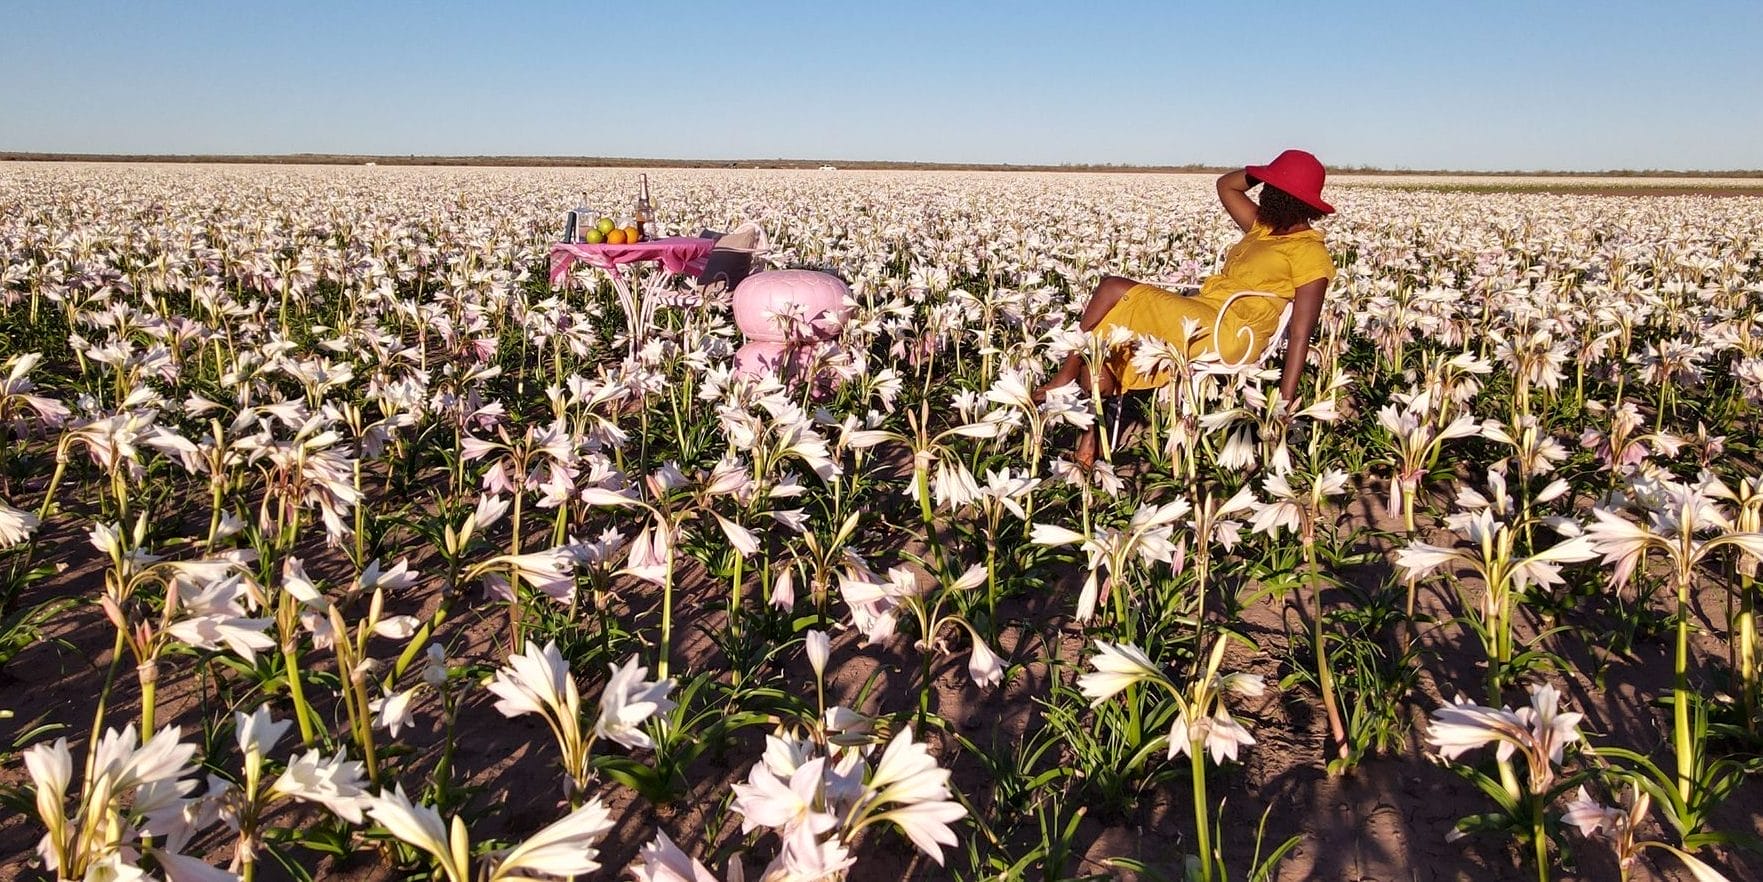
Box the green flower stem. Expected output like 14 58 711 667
1190 738 1214 882
1126 683 1143 747
915 463 948 575
387 599 450 687
279 594 318 747
658 541 675 681
1738 572 1757 732
1532 795 1550 882
1193 553 1211 661
138 661 158 736
551 501 568 548
1304 514 1346 758
1674 574 1693 804
351 669 380 783
731 550 745 641
915 465 935 530
509 583 527 654
87 628 128 771
434 698 460 799
37 457 66 521
278 275 291 338
917 636 933 732
352 459 366 568
206 467 226 550
985 539 998 627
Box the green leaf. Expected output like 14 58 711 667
1654 843 1734 882
592 755 672 804
1451 811 1519 838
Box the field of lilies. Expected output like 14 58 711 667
1 162 1761 882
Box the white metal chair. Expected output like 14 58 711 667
1150 247 1291 367
1103 288 1295 447
689 221 769 300
1209 290 1295 367
1144 279 1295 368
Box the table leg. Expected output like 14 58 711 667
608 270 640 358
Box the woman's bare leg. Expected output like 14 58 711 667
1035 276 1139 399
1078 276 1139 330
1073 364 1121 469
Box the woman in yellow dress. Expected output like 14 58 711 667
1036 149 1339 466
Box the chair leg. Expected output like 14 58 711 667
1106 395 1127 447
1105 392 1146 453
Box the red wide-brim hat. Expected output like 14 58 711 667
1247 149 1335 215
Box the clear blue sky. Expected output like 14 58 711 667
4 0 1761 171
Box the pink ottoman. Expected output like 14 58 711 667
732 341 793 377
732 270 852 343
731 270 852 380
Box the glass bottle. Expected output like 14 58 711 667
567 191 592 243
633 174 655 240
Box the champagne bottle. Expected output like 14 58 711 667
634 174 655 240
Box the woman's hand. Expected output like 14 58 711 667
1216 170 1258 232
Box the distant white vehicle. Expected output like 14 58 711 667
819 165 837 172
364 162 377 167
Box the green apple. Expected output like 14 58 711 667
584 228 606 245
596 217 616 235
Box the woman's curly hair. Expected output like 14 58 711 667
1255 183 1325 231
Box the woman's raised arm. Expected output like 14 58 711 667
1216 169 1259 232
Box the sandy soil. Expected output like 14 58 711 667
1 466 1757 882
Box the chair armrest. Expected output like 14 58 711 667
1211 291 1293 365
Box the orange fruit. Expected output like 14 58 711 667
606 228 627 245
622 226 641 243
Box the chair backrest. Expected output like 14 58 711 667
1211 290 1294 366
696 221 768 290
697 248 754 290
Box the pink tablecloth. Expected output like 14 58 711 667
549 237 715 287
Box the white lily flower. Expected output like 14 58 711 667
967 633 1004 689
1169 707 1257 764
492 797 615 880
272 749 371 823
731 756 837 836
371 688 420 737
627 829 721 882
0 499 41 548
485 640 581 722
1078 641 1163 705
365 785 467 882
595 655 677 750
234 707 290 767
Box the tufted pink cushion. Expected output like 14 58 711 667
731 270 852 343
732 340 793 377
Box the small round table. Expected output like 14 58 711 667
548 237 717 355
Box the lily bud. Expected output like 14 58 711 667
805 630 830 681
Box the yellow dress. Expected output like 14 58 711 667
1100 222 1336 389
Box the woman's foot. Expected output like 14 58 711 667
1073 428 1099 471
1034 353 1087 403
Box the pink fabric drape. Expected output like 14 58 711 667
548 237 715 287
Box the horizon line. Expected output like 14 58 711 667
5 152 1763 179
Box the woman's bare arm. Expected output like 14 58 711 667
1278 278 1328 405
1216 170 1258 233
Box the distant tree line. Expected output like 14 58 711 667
2 153 1760 177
